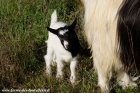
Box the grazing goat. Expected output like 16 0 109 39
81 0 140 92
44 10 80 84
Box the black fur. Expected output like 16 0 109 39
47 19 80 57
118 0 140 71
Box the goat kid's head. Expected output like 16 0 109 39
47 18 77 50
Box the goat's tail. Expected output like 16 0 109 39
50 10 57 26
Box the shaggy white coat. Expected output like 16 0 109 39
81 0 137 92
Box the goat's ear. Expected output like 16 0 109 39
69 18 77 30
47 27 58 35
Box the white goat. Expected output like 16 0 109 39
44 10 80 84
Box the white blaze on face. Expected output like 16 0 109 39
59 29 68 35
64 40 69 49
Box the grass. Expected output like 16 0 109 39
0 0 140 93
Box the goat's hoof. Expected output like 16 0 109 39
70 76 76 85
56 74 63 79
46 72 51 75
94 85 102 93
45 68 51 75
121 81 137 89
131 76 140 81
45 72 52 79
98 83 109 93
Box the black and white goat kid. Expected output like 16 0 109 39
81 0 140 92
44 10 80 84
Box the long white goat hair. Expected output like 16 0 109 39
81 0 140 92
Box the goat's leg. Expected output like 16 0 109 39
116 69 137 88
44 55 52 76
56 59 64 79
96 68 111 93
70 58 77 84
113 60 137 88
93 56 112 93
44 48 53 76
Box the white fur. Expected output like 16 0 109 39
44 10 78 84
50 10 57 26
59 30 68 35
82 0 137 92
63 40 69 49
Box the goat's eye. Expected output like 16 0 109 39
59 35 64 38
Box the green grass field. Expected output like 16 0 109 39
0 0 139 93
